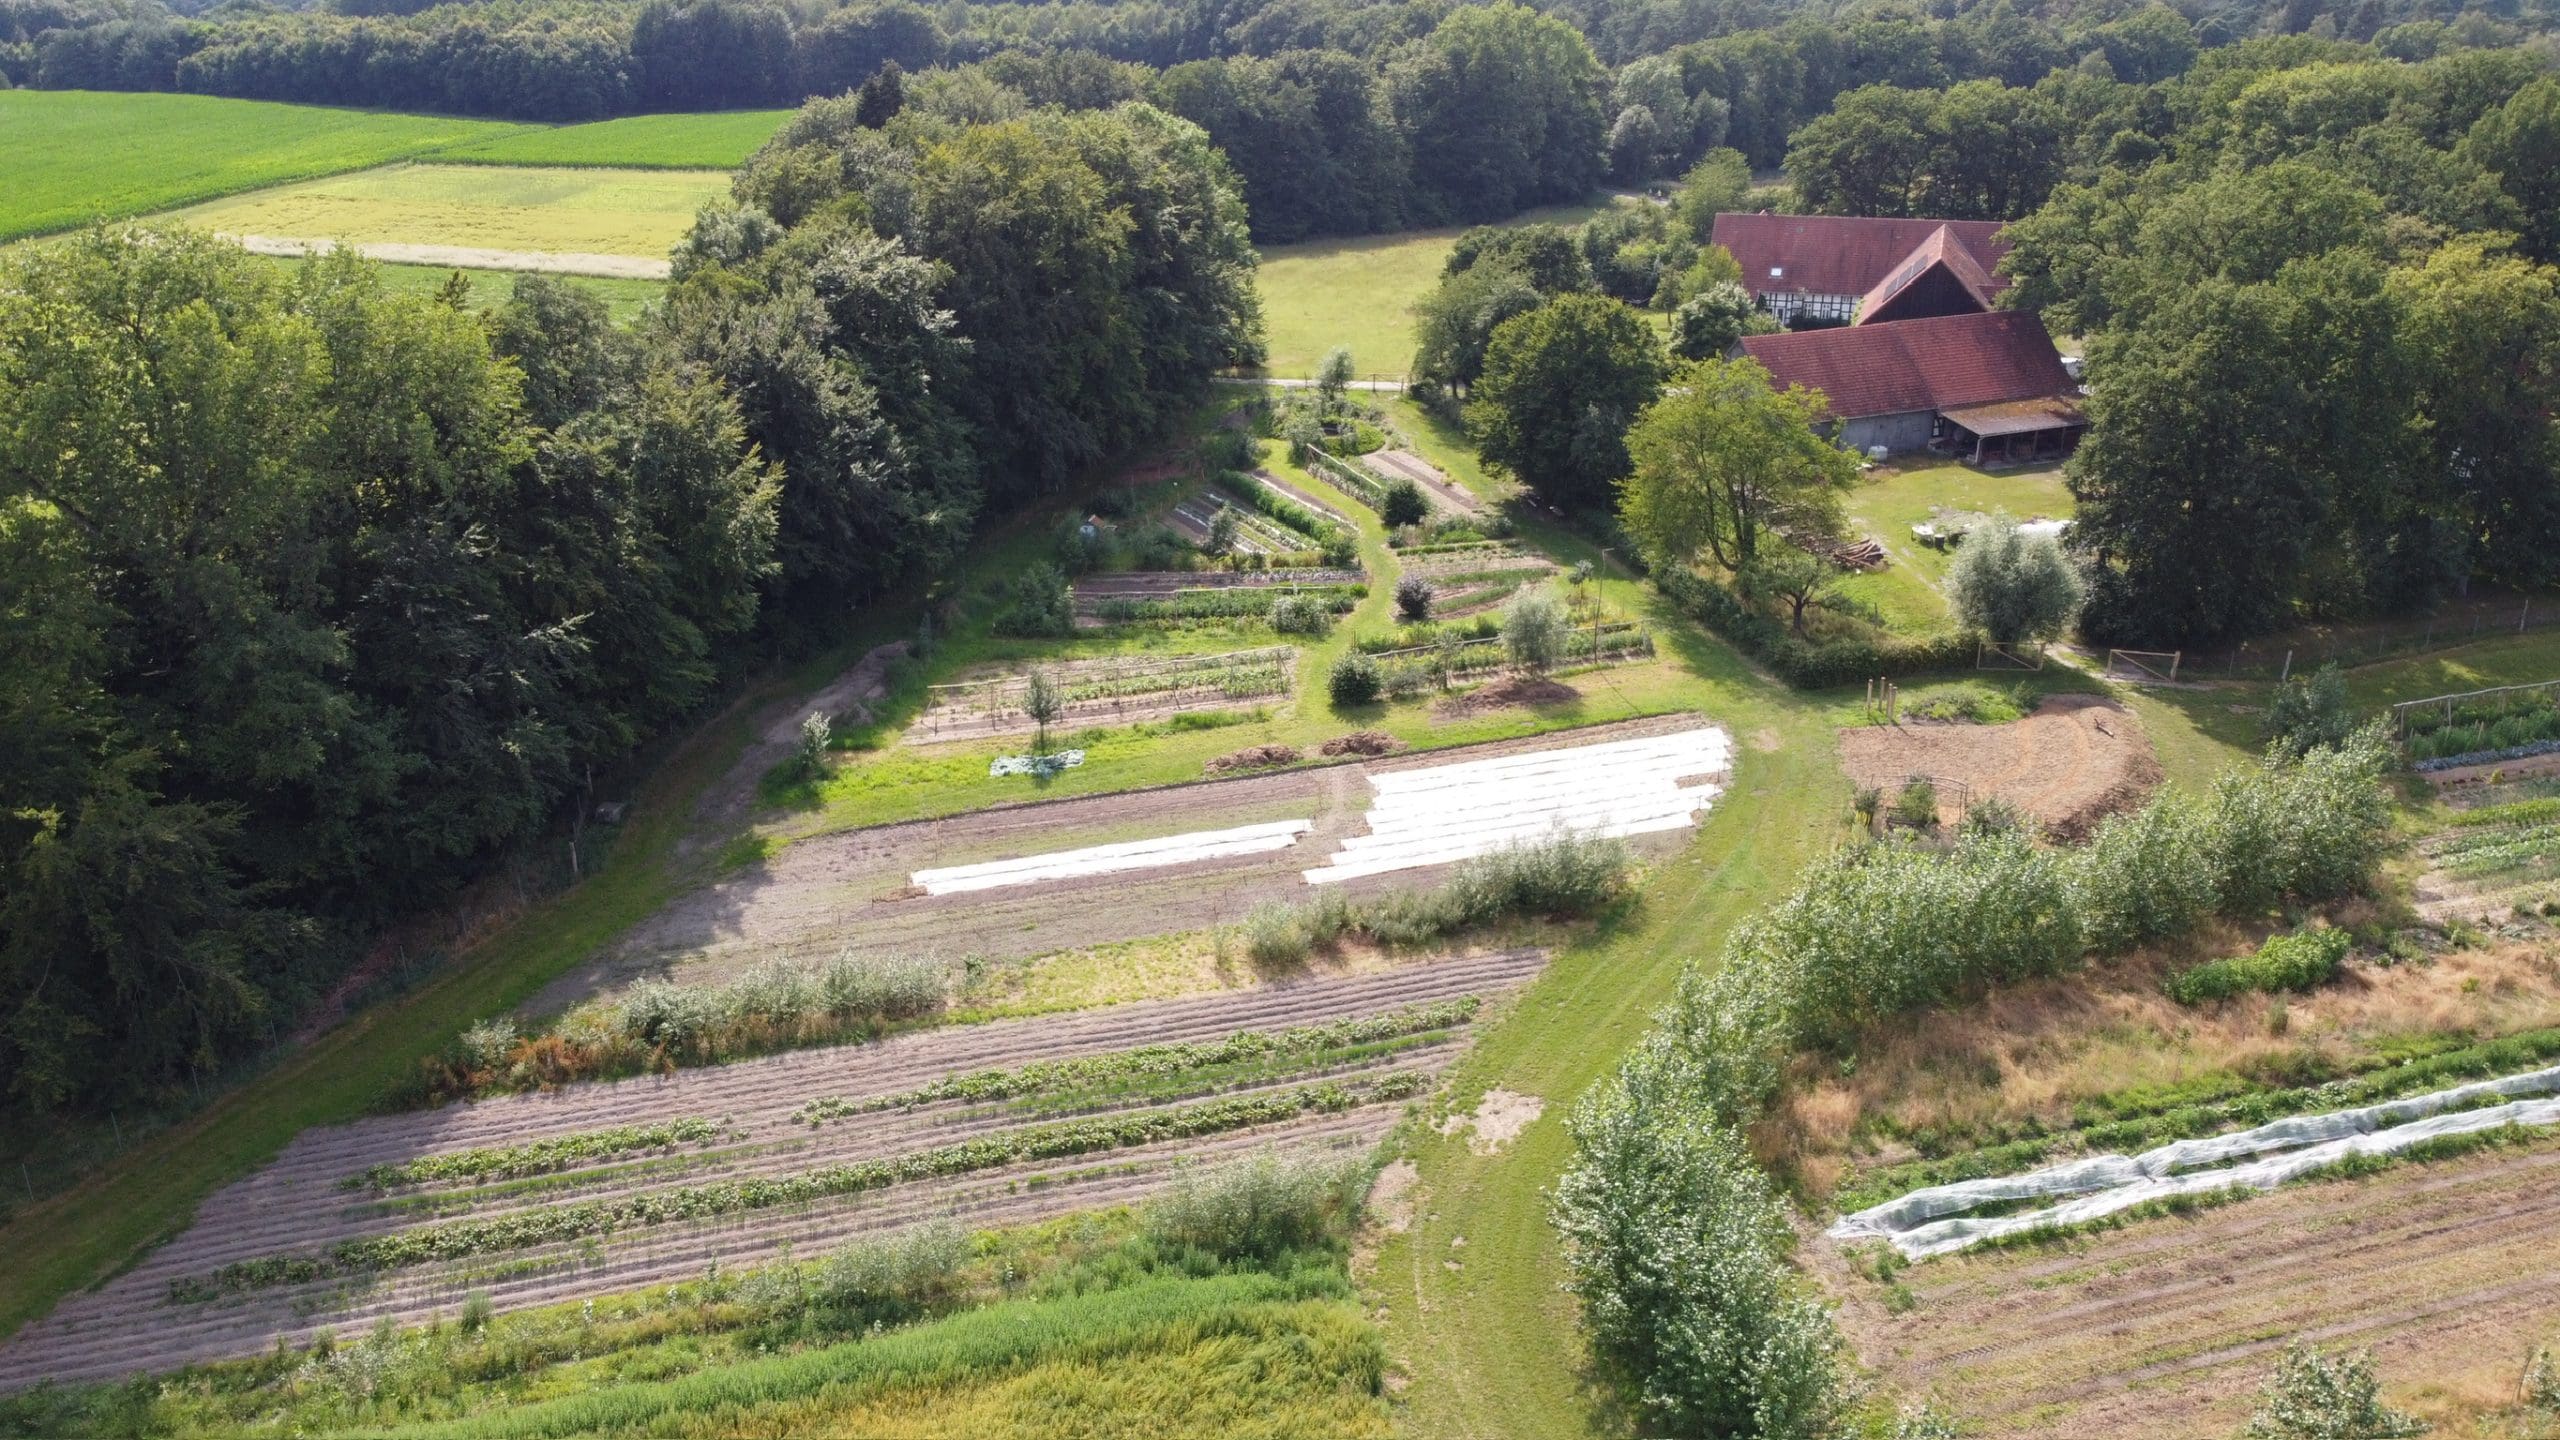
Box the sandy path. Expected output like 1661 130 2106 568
228 234 672 280
1822 1138 2560 1436
530 715 1704 1014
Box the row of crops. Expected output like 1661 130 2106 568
2401 685 2560 766
1369 623 1655 697
1088 584 1366 626
929 648 1298 720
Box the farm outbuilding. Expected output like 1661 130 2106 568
1738 311 2086 461
1710 212 2014 328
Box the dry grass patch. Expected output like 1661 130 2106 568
1760 932 2560 1202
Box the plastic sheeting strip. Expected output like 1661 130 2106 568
1830 1063 2560 1259
1303 726 1731 886
912 819 1314 896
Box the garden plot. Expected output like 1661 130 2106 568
1305 726 1728 884
1249 469 1349 524
1365 449 1482 515
1823 1136 2560 1438
1071 569 1367 628
533 716 1709 1012
1838 694 2160 840
1398 546 1561 616
907 647 1295 745
1166 489 1307 557
2411 795 2560 922
0 952 1546 1389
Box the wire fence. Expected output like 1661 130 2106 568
2174 595 2559 680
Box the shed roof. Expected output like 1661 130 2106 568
1939 396 2086 436
1737 312 2076 420
1711 213 2013 300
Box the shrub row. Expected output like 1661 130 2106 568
176 1073 1429 1299
1240 832 1632 962
1551 733 2398 1433
1655 565 1974 689
2166 928 2351 1004
405 955 950 1107
791 998 1479 1125
344 1119 728 1192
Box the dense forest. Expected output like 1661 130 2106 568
0 99 1257 1114
7 0 2560 239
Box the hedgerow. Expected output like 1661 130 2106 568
344 1119 728 1191
176 1073 1428 1298
790 999 1480 1124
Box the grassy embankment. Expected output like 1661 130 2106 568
0 90 526 243
1251 201 1613 377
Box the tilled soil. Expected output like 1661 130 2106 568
1822 1138 2560 1437
530 714 1705 1014
1366 450 1481 516
1838 694 2161 839
0 951 1545 1390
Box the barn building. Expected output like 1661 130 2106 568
1709 213 2014 328
1737 311 2087 463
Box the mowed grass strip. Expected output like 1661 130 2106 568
429 110 794 169
168 163 733 260
1252 200 1614 377
0 91 528 243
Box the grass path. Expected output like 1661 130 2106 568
1359 400 1849 1440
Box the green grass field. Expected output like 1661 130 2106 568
245 255 663 321
1253 201 1617 378
169 163 729 261
0 91 527 244
431 111 793 169
1836 459 2076 633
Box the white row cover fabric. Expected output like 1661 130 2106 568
1830 1063 2560 1259
911 819 1312 897
1303 726 1730 885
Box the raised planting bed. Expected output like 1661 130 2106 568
908 647 1296 745
0 953 1547 1387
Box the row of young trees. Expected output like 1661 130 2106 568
1554 734 2399 1435
0 98 1260 1115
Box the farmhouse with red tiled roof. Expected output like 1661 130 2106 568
1713 212 2083 462
1738 311 2085 462
1711 213 2013 327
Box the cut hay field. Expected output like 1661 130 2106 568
246 255 663 321
165 163 732 274
0 91 525 243
429 110 793 168
1252 200 1614 378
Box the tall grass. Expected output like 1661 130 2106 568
403 954 949 1106
1237 832 1632 963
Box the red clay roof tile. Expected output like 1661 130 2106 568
1711 213 2013 300
1736 312 2074 419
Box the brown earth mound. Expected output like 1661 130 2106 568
1838 694 2161 840
1321 730 1404 757
1435 674 1580 717
1205 743 1301 775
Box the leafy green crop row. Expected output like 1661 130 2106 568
791 998 1479 1124
343 1118 726 1191
174 1072 1427 1298
1090 586 1366 624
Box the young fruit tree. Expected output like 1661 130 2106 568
2243 1342 2426 1440
1503 590 1568 672
1944 518 2086 644
1022 667 1063 756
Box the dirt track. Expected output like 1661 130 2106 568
1822 1138 2560 1436
1838 694 2160 838
530 714 1707 1015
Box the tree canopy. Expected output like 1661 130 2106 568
1466 293 1667 510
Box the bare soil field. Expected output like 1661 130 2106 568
1838 694 2161 839
1822 1137 2560 1437
531 715 1708 1015
0 952 1544 1389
